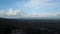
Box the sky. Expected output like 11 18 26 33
0 0 60 18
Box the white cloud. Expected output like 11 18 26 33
0 8 25 18
54 12 60 16
25 0 41 9
6 8 25 16
15 9 25 16
7 8 16 15
0 10 6 15
24 0 59 9
0 8 60 18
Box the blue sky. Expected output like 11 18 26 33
0 0 60 18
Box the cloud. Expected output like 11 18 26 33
25 0 41 9
10 0 60 18
0 8 25 18
24 0 60 9
0 10 5 15
7 8 16 15
54 12 60 16
6 8 25 16
24 13 41 17
0 8 60 18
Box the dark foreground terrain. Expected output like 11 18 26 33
0 18 60 34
